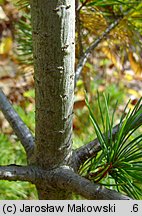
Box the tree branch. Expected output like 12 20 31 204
47 166 132 200
0 89 35 159
0 165 36 183
71 139 101 172
76 0 84 58
74 17 123 87
71 124 119 171
0 165 132 199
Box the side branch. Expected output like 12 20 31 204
71 139 101 172
74 17 122 86
47 167 132 200
0 89 35 159
0 165 131 199
0 165 36 183
72 124 119 171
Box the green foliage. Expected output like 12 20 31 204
0 134 37 199
13 0 32 64
80 94 142 199
73 82 125 148
13 105 35 133
14 0 29 9
15 12 33 64
0 181 37 200
80 0 141 8
0 134 26 165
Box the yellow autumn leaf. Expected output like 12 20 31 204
101 46 123 71
110 20 133 45
0 37 13 55
80 8 107 36
128 89 141 98
128 51 142 74
124 73 133 81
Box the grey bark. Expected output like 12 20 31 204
31 0 75 168
0 165 131 200
30 0 75 199
45 167 131 200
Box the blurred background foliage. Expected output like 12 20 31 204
0 0 141 199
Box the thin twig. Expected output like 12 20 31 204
0 89 35 159
75 16 123 87
77 0 90 12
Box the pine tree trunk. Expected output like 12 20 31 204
30 0 75 199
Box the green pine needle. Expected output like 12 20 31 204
81 93 142 199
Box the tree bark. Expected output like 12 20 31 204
30 0 75 199
0 165 131 200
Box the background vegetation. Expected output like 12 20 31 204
0 0 141 199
